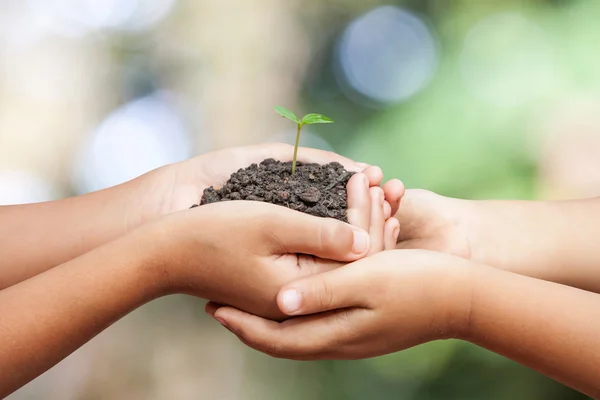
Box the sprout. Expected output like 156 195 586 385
274 106 334 174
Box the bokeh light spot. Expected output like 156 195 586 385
74 92 192 194
336 6 439 106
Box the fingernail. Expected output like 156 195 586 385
215 317 228 329
352 230 370 254
357 162 370 169
281 290 302 314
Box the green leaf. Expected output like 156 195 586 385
301 113 334 125
274 106 300 124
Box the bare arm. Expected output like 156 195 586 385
469 198 600 292
0 182 144 290
387 187 600 293
0 227 160 397
467 264 600 397
0 191 383 397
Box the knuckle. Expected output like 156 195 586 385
320 222 351 255
331 310 358 344
317 223 330 254
256 215 287 253
333 310 353 331
316 278 335 310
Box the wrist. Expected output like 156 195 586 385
462 199 494 263
119 222 181 299
127 163 203 228
83 176 156 235
122 171 166 229
433 256 477 341
134 209 214 297
465 200 546 275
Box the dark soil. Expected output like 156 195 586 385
193 158 355 222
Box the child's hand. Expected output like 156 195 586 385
132 143 402 226
356 175 403 255
208 250 473 358
382 187 473 258
142 171 399 321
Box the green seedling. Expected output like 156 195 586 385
274 106 334 174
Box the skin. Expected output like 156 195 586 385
0 200 384 396
382 188 600 293
211 186 600 397
0 146 402 397
0 143 404 290
211 250 600 399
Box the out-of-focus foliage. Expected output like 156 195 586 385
290 0 598 398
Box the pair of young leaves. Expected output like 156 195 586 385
274 106 334 127
274 106 334 174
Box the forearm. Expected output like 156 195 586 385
0 230 163 397
0 178 150 289
469 198 600 292
464 265 600 398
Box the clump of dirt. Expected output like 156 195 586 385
193 158 355 222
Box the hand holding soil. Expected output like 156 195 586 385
147 170 398 321
127 143 382 227
198 159 356 222
0 144 401 397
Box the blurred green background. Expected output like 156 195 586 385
2 0 599 398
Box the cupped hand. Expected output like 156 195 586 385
131 143 403 226
209 249 474 359
383 188 473 259
146 169 398 321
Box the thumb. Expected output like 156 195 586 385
269 207 371 261
277 264 369 316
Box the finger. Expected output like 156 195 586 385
384 218 400 250
205 301 223 317
267 206 370 261
362 166 384 187
383 201 392 220
265 143 367 172
346 173 370 231
382 179 405 217
276 263 370 316
214 305 366 360
368 187 385 255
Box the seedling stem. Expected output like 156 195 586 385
274 106 334 174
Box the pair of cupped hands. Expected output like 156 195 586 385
132 143 472 361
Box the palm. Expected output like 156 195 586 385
395 189 472 259
141 143 365 217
